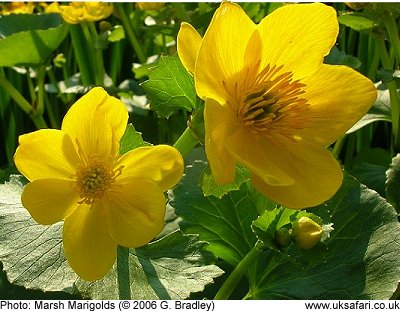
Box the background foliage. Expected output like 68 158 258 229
0 2 400 300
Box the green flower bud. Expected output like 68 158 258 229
345 3 371 10
275 227 292 248
292 216 323 250
53 53 66 68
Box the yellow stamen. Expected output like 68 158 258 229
76 160 122 205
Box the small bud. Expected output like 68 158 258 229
53 53 66 68
292 216 323 250
136 2 165 11
345 3 371 10
99 21 112 33
275 227 292 248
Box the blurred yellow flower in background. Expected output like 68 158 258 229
177 2 376 209
59 2 113 24
136 2 165 11
14 87 184 280
0 2 34 15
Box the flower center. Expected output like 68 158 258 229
76 161 121 205
235 64 309 134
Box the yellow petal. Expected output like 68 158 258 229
21 179 79 225
61 87 128 159
116 145 184 192
226 129 295 186
258 3 338 80
63 204 117 281
204 99 238 184
14 129 80 181
177 22 202 74
251 140 343 209
195 2 256 103
101 180 166 248
300 64 377 146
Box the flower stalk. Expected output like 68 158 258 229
0 75 47 129
115 3 146 64
384 12 400 66
173 126 199 157
69 24 94 85
214 245 262 300
117 246 132 300
376 37 400 153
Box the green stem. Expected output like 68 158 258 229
367 39 381 80
117 246 132 300
36 65 46 117
332 135 346 160
172 127 199 157
69 24 93 85
377 38 400 152
115 3 146 64
110 40 123 84
0 76 47 129
87 22 105 85
214 245 262 300
47 68 68 105
384 12 400 65
0 76 31 115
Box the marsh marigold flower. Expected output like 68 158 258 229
1 2 34 15
177 2 376 209
59 2 113 24
14 87 184 280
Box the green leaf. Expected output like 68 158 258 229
324 46 361 69
347 84 391 134
171 160 274 266
107 25 125 42
247 173 400 299
200 165 250 199
0 14 62 36
338 13 377 33
76 231 223 299
0 14 68 67
141 55 196 118
350 148 391 196
386 154 400 212
0 176 77 292
119 123 151 155
0 177 222 299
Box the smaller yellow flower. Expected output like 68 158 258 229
1 2 35 15
136 2 165 11
59 2 113 24
14 87 184 281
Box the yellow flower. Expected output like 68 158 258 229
177 2 377 209
43 2 61 14
14 87 184 281
136 2 165 11
59 2 113 24
1 2 35 15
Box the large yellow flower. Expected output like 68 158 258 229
177 2 377 209
59 2 113 24
14 87 184 280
